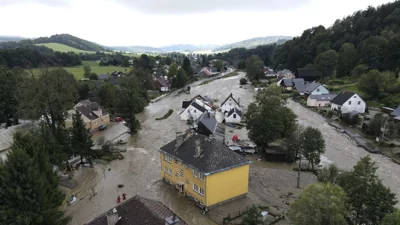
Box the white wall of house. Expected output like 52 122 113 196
310 85 330 95
331 94 366 114
221 97 240 114
225 113 241 124
307 98 331 107
161 86 169 92
180 105 204 121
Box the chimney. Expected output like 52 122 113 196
175 132 184 148
194 139 202 158
106 208 121 225
165 215 180 225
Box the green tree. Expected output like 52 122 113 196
83 64 92 78
284 125 304 162
242 205 262 225
214 60 224 71
0 67 24 125
182 57 193 76
19 68 78 132
117 73 148 134
337 43 357 77
168 62 178 79
0 147 69 225
382 210 400 225
317 164 341 184
301 126 325 170
71 110 95 164
338 156 397 225
358 69 382 99
164 57 172 66
245 55 264 81
244 88 297 148
314 50 338 77
367 113 387 136
351 64 368 78
289 183 347 225
174 68 188 88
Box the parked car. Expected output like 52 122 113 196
114 117 123 122
99 125 107 130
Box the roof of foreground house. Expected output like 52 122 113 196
156 77 169 87
309 94 337 101
227 108 243 117
330 91 356 105
74 100 108 121
85 195 187 225
304 82 322 93
159 132 250 174
220 93 240 107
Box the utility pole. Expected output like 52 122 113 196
380 118 387 145
297 150 302 189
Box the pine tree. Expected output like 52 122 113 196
0 148 69 225
71 110 94 164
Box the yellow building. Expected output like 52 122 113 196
159 131 251 210
65 100 110 131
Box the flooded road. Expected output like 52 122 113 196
287 99 400 206
66 72 255 225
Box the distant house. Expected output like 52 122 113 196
84 195 187 225
180 102 207 121
296 68 323 81
331 91 366 114
307 94 337 107
155 77 170 92
200 67 212 76
65 100 110 131
220 93 241 114
211 67 220 75
391 105 400 121
304 82 329 95
225 108 242 124
279 78 305 91
294 82 308 95
97 74 109 80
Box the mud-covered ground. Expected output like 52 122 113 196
64 73 400 225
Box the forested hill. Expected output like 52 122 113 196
33 34 108 52
213 36 291 52
273 1 400 75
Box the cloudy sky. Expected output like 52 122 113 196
0 0 393 47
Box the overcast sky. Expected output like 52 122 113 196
0 0 393 47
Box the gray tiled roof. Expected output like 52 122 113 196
227 108 243 117
294 82 307 93
221 93 239 107
309 94 337 101
160 132 250 174
331 91 356 105
191 102 206 113
85 195 187 225
391 105 400 117
75 100 108 121
304 82 322 94
197 113 217 135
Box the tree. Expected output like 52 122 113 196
382 210 400 225
337 43 357 77
0 67 24 125
116 72 148 134
174 68 188 88
314 50 338 77
182 57 193 76
237 60 246 69
71 110 95 164
240 78 248 85
168 62 178 79
77 82 90 100
0 147 69 225
164 57 172 65
246 55 264 81
242 205 262 225
358 69 382 99
284 125 304 162
351 64 368 78
19 68 78 132
317 164 341 184
338 156 397 225
289 183 347 225
83 64 92 78
366 113 387 136
244 89 297 148
214 60 224 71
301 126 325 170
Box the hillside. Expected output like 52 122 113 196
213 36 291 52
34 34 107 52
111 46 162 53
35 43 97 54
0 36 25 42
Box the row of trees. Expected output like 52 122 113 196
290 156 398 225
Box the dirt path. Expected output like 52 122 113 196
287 99 400 206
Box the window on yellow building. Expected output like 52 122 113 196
193 169 198 178
199 173 204 181
164 166 172 176
193 169 204 181
193 184 199 193
199 187 205 196
164 154 172 163
180 169 184 177
185 179 190 184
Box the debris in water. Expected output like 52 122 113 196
118 184 124 188
108 168 111 171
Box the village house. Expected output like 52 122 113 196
154 76 170 92
195 112 225 143
220 93 241 114
296 68 323 81
278 78 305 91
391 105 400 121
180 99 212 121
224 108 242 124
159 131 251 210
65 100 110 131
84 195 187 225
331 91 366 114
304 82 329 95
307 94 337 107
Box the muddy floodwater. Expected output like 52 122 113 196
65 73 400 225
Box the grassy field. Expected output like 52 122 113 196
36 43 140 57
31 61 131 80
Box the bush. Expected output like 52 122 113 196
155 109 174 120
341 113 360 125
251 80 260 86
240 78 248 85
326 110 334 118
